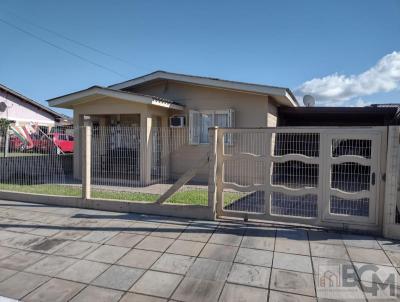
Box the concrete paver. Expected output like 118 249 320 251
85 244 130 264
0 271 49 300
0 200 396 301
117 249 162 269
227 263 270 288
120 292 167 302
199 243 238 262
219 283 268 302
151 253 195 275
166 239 205 257
171 278 225 302
70 285 123 302
53 241 100 259
275 238 310 256
273 252 313 273
310 242 349 260
0 251 45 271
92 265 144 291
347 246 392 265
269 290 316 302
235 247 273 267
23 278 85 302
105 232 145 248
24 255 76 277
130 270 182 298
135 236 174 252
270 269 315 297
56 259 109 283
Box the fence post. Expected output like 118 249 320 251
82 126 91 199
140 114 152 185
215 128 224 218
383 126 400 239
208 127 218 217
4 130 9 158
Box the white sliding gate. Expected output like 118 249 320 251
215 127 387 230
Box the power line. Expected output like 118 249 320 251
0 17 128 78
2 8 149 72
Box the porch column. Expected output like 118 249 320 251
160 117 170 180
140 113 152 185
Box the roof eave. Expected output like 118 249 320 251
47 87 184 110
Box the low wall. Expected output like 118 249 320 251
0 191 215 220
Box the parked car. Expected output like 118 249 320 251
9 133 42 152
37 133 74 154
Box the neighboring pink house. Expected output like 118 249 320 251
0 84 70 131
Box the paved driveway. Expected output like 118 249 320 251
0 199 399 301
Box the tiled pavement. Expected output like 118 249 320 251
0 200 399 301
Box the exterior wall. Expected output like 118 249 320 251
267 100 278 127
127 81 270 128
69 84 279 183
127 81 273 182
0 90 55 126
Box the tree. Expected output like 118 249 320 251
0 118 11 157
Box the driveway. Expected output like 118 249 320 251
0 199 398 301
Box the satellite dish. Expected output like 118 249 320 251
303 95 315 107
0 102 6 113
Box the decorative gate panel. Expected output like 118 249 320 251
216 127 385 228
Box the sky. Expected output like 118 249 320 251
0 0 399 116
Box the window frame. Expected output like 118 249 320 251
189 109 234 145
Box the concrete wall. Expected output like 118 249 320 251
0 90 55 126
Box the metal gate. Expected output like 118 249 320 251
215 127 386 229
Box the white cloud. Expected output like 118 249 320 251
295 51 400 105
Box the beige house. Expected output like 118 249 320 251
48 71 298 184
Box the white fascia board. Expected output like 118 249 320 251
48 87 184 110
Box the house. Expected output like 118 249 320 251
47 71 298 184
0 84 71 132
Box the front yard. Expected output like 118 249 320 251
0 183 244 206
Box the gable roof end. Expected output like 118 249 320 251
109 70 298 107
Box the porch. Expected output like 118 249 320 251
53 86 185 186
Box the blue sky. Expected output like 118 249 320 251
0 0 399 116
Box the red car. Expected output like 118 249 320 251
38 133 74 153
9 133 42 152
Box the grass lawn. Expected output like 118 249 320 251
2 152 48 157
0 184 244 206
